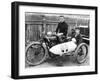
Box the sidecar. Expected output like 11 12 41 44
25 39 88 65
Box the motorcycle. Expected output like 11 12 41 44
25 32 88 66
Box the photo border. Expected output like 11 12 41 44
11 1 98 79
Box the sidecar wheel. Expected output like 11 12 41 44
25 42 48 66
75 43 88 64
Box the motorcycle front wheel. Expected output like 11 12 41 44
25 42 48 66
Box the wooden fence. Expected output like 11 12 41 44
25 19 89 42
25 20 78 42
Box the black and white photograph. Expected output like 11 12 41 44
11 2 97 79
25 12 90 68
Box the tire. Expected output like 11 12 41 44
74 43 88 64
25 41 48 66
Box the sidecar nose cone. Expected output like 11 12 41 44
49 44 63 55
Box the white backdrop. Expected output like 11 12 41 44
0 0 99 81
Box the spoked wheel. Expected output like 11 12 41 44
75 43 88 64
25 42 48 66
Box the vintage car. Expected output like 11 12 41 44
25 32 88 66
79 25 89 44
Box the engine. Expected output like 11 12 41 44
45 35 59 47
42 32 67 48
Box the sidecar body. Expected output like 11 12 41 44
49 41 77 56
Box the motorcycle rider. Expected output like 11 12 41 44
56 16 68 37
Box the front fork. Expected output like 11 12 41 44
42 42 50 59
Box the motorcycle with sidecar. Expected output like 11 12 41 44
25 32 88 66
